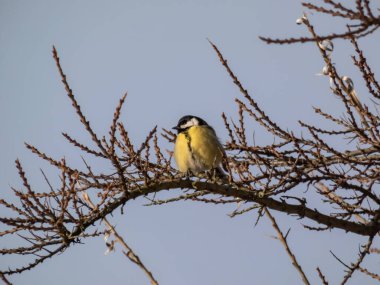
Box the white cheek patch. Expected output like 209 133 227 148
180 118 199 129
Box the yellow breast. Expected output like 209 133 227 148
174 132 193 172
174 125 223 173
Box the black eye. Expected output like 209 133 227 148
177 115 193 127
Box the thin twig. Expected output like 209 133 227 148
82 192 159 285
265 208 311 285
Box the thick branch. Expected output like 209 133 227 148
69 179 380 239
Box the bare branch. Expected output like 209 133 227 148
265 208 311 285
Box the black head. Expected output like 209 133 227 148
172 115 208 133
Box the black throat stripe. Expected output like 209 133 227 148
183 131 197 163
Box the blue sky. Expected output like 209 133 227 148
1 1 380 284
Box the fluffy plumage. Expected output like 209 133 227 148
173 115 225 174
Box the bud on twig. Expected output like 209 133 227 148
318 40 334 56
342 76 354 92
296 13 308 25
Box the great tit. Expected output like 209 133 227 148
173 115 225 176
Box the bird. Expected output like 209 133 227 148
173 115 226 177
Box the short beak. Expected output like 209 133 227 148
172 126 179 131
